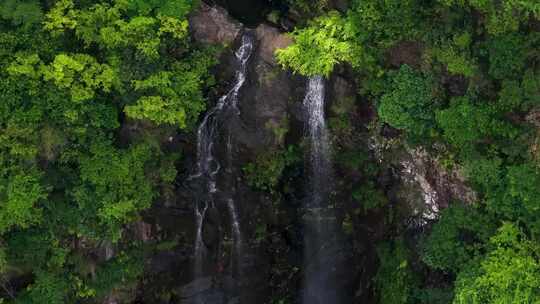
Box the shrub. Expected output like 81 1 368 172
421 204 495 273
243 146 300 193
453 223 540 303
276 11 364 76
374 238 418 304
378 65 437 139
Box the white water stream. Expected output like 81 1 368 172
190 34 253 286
302 76 338 304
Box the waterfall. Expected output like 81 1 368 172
304 76 332 207
226 134 243 277
227 197 242 276
190 33 253 287
302 76 338 304
194 200 208 278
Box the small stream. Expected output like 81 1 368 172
188 33 254 302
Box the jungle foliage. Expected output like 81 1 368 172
278 0 540 303
1 0 539 302
0 0 218 302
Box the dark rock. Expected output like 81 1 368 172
210 0 272 27
279 17 296 32
329 75 355 103
398 148 477 225
178 276 240 304
254 24 293 66
381 124 402 138
230 25 304 152
386 41 424 69
148 250 190 274
190 2 243 45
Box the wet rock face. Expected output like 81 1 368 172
205 24 305 304
174 7 307 303
178 276 239 304
191 4 300 153
230 24 304 152
146 3 366 303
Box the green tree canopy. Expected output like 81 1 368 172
276 11 367 77
378 65 437 139
454 223 540 304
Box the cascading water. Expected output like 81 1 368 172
227 197 242 275
304 76 332 206
302 76 339 304
194 201 208 279
226 134 243 277
189 33 253 293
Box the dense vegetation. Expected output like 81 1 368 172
0 0 539 303
279 0 540 303
0 0 219 302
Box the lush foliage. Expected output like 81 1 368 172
1 0 539 301
276 11 368 77
374 239 418 304
0 0 217 301
378 65 437 140
278 0 540 303
421 204 495 273
453 223 540 303
244 146 300 193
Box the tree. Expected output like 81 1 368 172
430 33 477 77
88 250 144 299
437 0 540 35
8 52 119 102
243 146 300 193
348 0 423 47
15 271 69 304
125 49 218 127
436 94 521 154
453 223 540 304
486 33 527 80
504 164 540 233
435 97 493 147
422 204 495 273
72 139 157 241
378 65 437 139
0 0 43 28
44 0 193 59
0 168 47 233
41 0 217 128
374 238 418 304
0 0 215 301
276 11 366 76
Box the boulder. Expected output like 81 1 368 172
399 148 477 225
190 3 243 45
225 27 304 153
254 24 293 66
